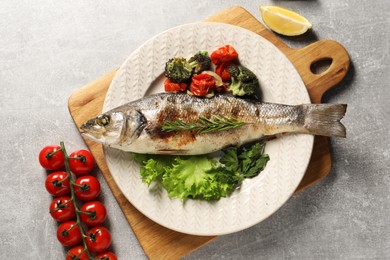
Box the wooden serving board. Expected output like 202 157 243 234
68 6 349 259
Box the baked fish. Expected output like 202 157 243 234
80 93 346 155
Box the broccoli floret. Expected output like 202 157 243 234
228 65 260 97
164 57 193 83
188 51 211 74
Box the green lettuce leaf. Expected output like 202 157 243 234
132 140 269 201
133 154 174 186
162 156 241 201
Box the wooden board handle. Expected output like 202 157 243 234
289 40 350 103
205 7 350 103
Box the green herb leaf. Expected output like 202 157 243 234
238 142 270 178
219 147 239 172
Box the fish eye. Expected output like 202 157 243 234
96 115 110 126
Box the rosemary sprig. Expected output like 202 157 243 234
162 115 246 134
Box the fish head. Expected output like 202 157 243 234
80 110 147 147
80 111 126 145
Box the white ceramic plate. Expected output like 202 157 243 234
103 22 314 236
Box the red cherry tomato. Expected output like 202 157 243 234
38 145 64 171
95 251 118 260
49 196 75 222
164 78 187 92
74 175 101 201
189 73 215 97
69 149 95 175
210 45 239 65
56 221 82 247
80 201 107 227
86 226 112 253
215 62 233 83
66 245 88 260
45 171 70 196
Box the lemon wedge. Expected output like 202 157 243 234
259 6 312 36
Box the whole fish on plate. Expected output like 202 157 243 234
80 93 346 155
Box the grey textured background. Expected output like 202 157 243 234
1 0 389 259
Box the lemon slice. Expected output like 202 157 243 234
259 6 312 36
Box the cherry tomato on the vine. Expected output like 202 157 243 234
45 171 70 196
86 226 112 253
74 175 101 201
39 145 64 171
210 45 239 65
66 245 89 260
190 73 216 97
95 251 118 260
56 221 82 247
69 149 95 175
80 201 107 227
49 196 75 222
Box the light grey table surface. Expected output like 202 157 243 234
1 0 389 259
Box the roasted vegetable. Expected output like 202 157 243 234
164 57 193 83
228 64 260 97
210 45 239 65
189 73 215 97
164 78 187 92
188 51 211 74
215 62 233 82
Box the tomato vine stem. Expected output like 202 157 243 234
56 174 70 184
50 198 74 213
77 209 96 218
68 155 87 163
46 148 62 159
60 141 93 260
63 222 78 235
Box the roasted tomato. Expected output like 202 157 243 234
215 62 233 83
189 73 216 97
210 45 239 65
164 78 188 92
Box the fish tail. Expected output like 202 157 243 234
303 104 347 137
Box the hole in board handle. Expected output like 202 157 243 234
310 58 333 75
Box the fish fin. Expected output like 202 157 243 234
304 104 347 137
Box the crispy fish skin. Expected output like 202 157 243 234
80 93 346 155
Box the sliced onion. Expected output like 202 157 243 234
205 91 215 98
201 71 223 86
